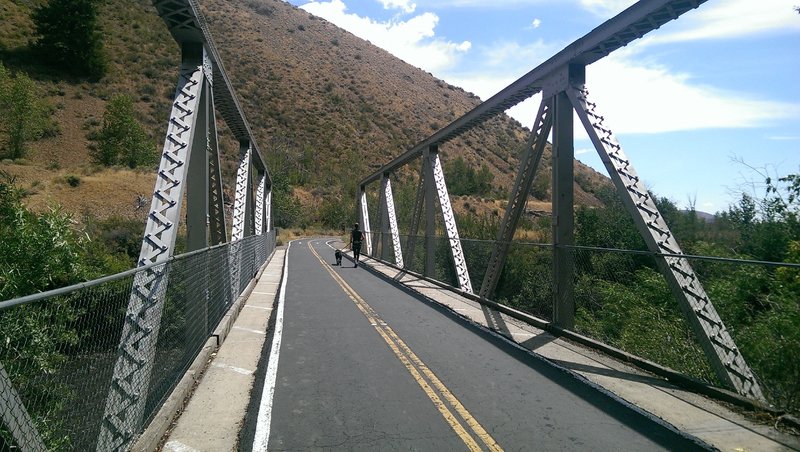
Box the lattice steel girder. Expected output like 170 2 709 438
360 0 706 187
152 0 271 185
479 97 553 299
255 172 266 235
231 142 252 242
359 188 373 256
566 85 765 401
1 363 46 452
427 150 474 294
403 163 425 269
379 175 391 261
382 177 404 267
207 76 227 246
98 53 206 451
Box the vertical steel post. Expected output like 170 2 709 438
423 146 437 278
552 90 575 329
566 84 765 400
98 42 206 451
404 166 425 270
186 77 209 252
480 97 553 299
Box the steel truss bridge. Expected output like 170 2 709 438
0 0 785 450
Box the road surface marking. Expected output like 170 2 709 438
212 362 254 375
253 243 291 452
163 440 200 452
233 325 266 335
308 241 503 452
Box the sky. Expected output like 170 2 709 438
284 0 800 213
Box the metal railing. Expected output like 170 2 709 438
0 231 275 451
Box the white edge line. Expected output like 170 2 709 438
253 241 290 452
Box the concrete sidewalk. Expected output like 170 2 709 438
157 247 286 452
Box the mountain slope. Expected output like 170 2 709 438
0 0 608 226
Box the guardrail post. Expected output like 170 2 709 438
379 174 391 261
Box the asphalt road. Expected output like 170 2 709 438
240 239 709 451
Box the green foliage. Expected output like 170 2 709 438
0 173 91 300
319 193 354 231
32 0 107 79
444 156 494 197
0 64 53 159
92 95 156 168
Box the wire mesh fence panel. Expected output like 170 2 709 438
0 232 275 451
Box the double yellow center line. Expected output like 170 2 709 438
309 242 503 452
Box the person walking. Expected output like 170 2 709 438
348 222 365 267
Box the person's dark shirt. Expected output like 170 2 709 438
351 228 362 243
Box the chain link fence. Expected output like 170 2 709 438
367 232 799 412
0 231 276 451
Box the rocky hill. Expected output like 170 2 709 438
0 0 608 228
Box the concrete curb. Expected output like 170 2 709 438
131 249 276 452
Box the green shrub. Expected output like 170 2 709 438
92 95 156 168
32 0 107 79
0 64 52 159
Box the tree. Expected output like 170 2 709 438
32 0 107 79
93 95 156 168
0 64 51 159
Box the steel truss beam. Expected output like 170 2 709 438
380 176 404 267
255 172 266 235
1 363 46 452
98 51 206 451
479 97 553 299
426 149 473 294
358 188 373 257
567 85 764 401
404 163 425 269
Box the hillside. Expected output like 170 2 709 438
0 0 608 228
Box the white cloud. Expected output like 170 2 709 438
649 0 800 43
380 0 416 13
530 18 541 28
578 0 635 17
299 0 471 73
581 53 799 134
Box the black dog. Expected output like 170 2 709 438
334 249 342 266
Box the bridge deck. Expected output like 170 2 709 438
157 239 797 452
